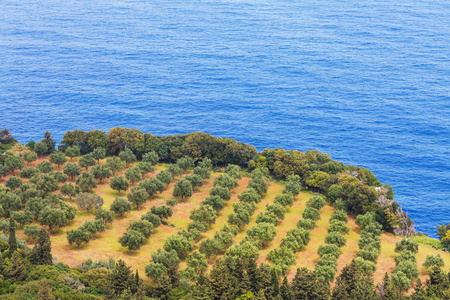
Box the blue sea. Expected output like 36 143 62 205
0 0 449 237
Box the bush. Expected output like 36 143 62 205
355 257 376 276
265 203 286 220
201 195 225 211
315 265 336 283
395 260 419 280
325 232 347 247
209 186 231 201
256 212 279 226
141 212 162 228
297 219 315 230
246 223 277 247
355 212 376 229
237 188 261 204
166 199 178 207
281 228 310 252
274 193 294 207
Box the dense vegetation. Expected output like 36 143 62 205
0 127 447 299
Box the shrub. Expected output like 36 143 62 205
166 199 178 207
306 195 326 210
318 244 340 258
141 212 162 228
395 239 419 254
274 193 294 207
357 249 380 262
355 257 376 276
394 250 416 265
256 212 279 226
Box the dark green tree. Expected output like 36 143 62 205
127 187 149 210
67 228 92 248
6 176 22 190
119 230 145 254
10 251 28 282
92 147 106 164
173 179 193 202
49 151 67 169
8 217 17 253
37 160 54 173
60 183 77 200
125 166 142 185
119 149 137 168
34 141 48 158
151 205 173 219
78 153 96 171
76 171 97 192
110 259 133 297
23 150 38 165
105 157 125 176
90 164 112 183
110 176 129 196
110 197 132 217
95 208 115 225
64 162 81 181
65 145 81 162
41 131 56 154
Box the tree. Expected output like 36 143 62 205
110 197 132 217
24 225 41 245
187 251 208 275
49 151 67 169
119 149 137 167
125 166 142 185
128 220 153 238
67 228 92 248
127 187 149 210
173 179 193 202
177 157 195 173
90 165 112 183
50 170 67 183
34 142 48 158
190 205 216 225
185 174 204 188
78 153 96 171
10 251 28 282
5 154 24 175
41 131 56 154
210 186 231 201
137 161 154 175
64 162 81 181
38 279 55 300
119 230 145 254
141 212 162 227
142 151 159 165
110 259 133 297
39 207 67 232
11 210 33 229
0 191 21 216
214 173 238 189
6 176 22 190
163 234 194 259
23 151 38 165
423 254 445 269
110 176 129 196
199 238 221 263
8 217 17 253
60 183 77 200
167 164 182 178
275 193 294 207
151 205 173 219
194 167 210 180
157 170 173 184
75 192 104 213
92 147 106 164
37 160 54 173
19 166 39 179
105 157 125 176
247 223 277 247
65 145 81 162
227 164 242 179
76 171 97 192
202 195 225 211
95 208 115 225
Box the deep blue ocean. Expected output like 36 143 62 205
0 0 449 237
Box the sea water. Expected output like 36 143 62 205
0 0 449 237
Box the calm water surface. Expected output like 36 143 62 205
0 0 449 236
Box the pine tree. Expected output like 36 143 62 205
135 281 146 300
377 273 395 300
280 276 293 300
9 252 28 282
110 259 133 297
38 279 55 300
153 276 172 299
411 279 427 300
333 259 358 298
240 271 252 295
167 258 180 287
29 229 53 265
0 254 5 278
259 264 274 300
246 259 260 294
257 289 267 300
271 268 280 298
8 218 17 253
191 275 213 300
117 288 133 300
131 270 140 294
210 259 232 299
291 267 330 300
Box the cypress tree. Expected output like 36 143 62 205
246 259 260 294
333 259 358 297
280 276 294 300
0 254 5 278
291 267 330 300
378 272 395 300
110 259 133 297
38 279 55 300
10 252 27 282
191 275 213 300
257 289 267 300
167 258 180 287
29 229 53 265
240 271 252 295
153 276 172 299
259 264 274 300
8 218 17 253
209 259 231 299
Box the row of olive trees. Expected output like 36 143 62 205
315 205 350 282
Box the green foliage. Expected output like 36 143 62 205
142 151 159 165
141 212 162 227
64 162 81 180
163 234 194 259
306 195 326 210
327 220 350 234
297 218 315 230
274 193 294 207
423 254 445 269
92 147 106 164
318 244 340 258
75 193 104 213
127 187 149 210
214 173 238 189
5 177 22 191
210 185 231 201
119 149 137 167
151 205 173 219
65 146 81 161
110 176 129 196
67 228 92 248
49 151 67 169
127 219 153 238
60 183 77 200
37 160 54 173
173 179 193 201
105 157 125 176
125 166 142 185
76 171 97 192
394 250 416 265
238 188 261 204
226 164 241 179
256 212 279 226
119 230 145 253
29 229 53 265
190 205 216 225
201 195 225 211
78 153 96 171
24 225 41 245
302 207 320 221
281 228 310 252
110 197 132 217
329 210 348 223
19 166 39 179
90 165 111 183
177 157 194 172
94 208 115 225
185 174 204 188
193 167 210 180
395 238 419 254
324 232 347 247
23 150 38 165
247 223 277 248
